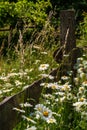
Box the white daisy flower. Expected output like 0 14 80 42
35 104 53 122
38 64 49 71
47 117 56 124
77 67 84 74
46 82 59 89
79 87 85 93
15 80 22 86
82 80 87 87
34 104 45 112
61 75 69 81
73 101 87 112
61 84 71 92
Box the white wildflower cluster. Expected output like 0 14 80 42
72 56 87 121
7 54 86 129
38 64 49 71
0 68 31 100
14 55 87 129
34 104 56 124
44 82 59 89
61 75 70 81
75 57 87 81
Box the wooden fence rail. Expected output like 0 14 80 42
0 68 57 130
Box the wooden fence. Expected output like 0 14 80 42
0 68 57 130
0 10 83 130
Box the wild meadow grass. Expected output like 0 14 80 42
0 40 58 102
12 50 87 130
0 33 87 129
0 19 59 102
0 18 87 129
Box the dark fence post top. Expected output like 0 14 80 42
60 10 76 54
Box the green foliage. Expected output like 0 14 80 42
15 0 51 26
0 0 87 50
0 0 52 55
77 12 87 46
0 2 17 27
80 12 87 35
0 0 51 28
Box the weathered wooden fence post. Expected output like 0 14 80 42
54 10 83 130
54 10 83 79
60 10 76 53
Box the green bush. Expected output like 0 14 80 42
77 12 87 46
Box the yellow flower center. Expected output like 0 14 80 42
41 65 45 68
43 111 49 117
80 97 85 102
52 85 56 89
